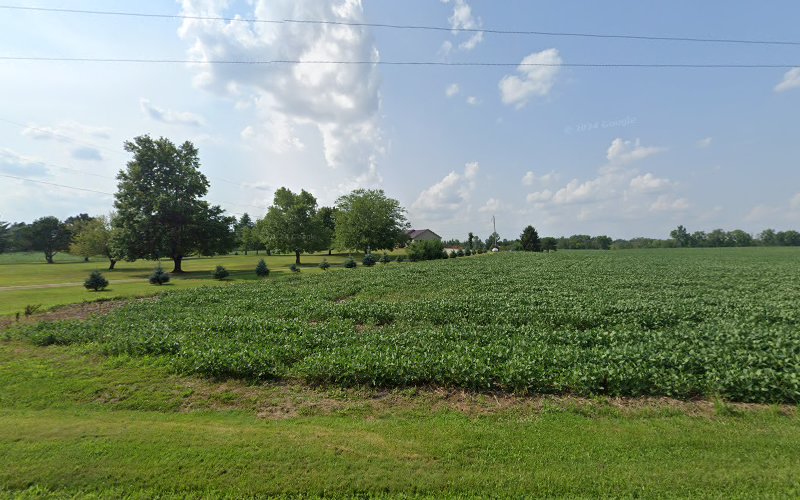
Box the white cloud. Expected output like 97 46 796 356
745 204 780 223
466 96 479 105
791 193 800 209
775 67 800 93
21 122 111 142
499 49 561 109
479 197 510 213
439 0 483 52
460 31 483 51
606 138 665 165
522 170 558 187
630 173 673 193
240 113 305 153
70 147 103 161
0 148 48 177
445 83 460 97
650 195 690 212
140 98 205 127
526 190 552 203
178 0 383 183
412 161 479 215
696 137 713 148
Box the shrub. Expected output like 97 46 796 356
440 250 449 260
407 239 446 261
83 270 109 291
255 259 269 278
212 265 229 280
24 304 41 317
449 250 457 258
363 253 377 267
319 259 331 271
380 252 392 264
457 249 465 257
290 264 300 273
149 266 170 285
464 249 472 256
344 256 357 268
395 255 405 263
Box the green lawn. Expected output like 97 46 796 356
0 251 369 316
1 341 799 498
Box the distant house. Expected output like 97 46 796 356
406 229 441 243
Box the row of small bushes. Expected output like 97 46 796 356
406 240 486 262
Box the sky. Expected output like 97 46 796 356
1 0 799 240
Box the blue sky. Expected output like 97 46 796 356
1 0 799 240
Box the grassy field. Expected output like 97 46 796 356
1 341 799 498
0 251 366 316
4 247 800 497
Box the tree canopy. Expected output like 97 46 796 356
69 215 125 269
520 225 542 252
334 189 409 253
255 187 329 265
23 216 71 263
112 135 236 272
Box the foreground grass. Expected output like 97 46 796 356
1 341 799 498
0 251 368 316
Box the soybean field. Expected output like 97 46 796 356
18 248 800 403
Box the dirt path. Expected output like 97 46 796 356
0 279 141 292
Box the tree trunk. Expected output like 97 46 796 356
328 249 332 256
84 257 89 262
108 259 117 270
172 255 184 273
45 252 54 264
267 249 271 256
295 250 301 265
244 250 248 256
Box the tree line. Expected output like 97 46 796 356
0 136 411 270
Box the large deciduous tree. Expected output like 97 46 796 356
113 135 236 273
0 217 9 254
24 216 71 263
69 214 125 270
334 189 409 254
256 187 329 265
520 225 542 252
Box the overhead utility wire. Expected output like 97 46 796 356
0 117 265 194
2 4 799 46
1 57 798 69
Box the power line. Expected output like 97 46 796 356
1 56 797 69
2 4 799 47
0 173 113 195
0 172 266 212
0 117 265 192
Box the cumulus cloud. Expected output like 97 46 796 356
522 170 557 187
70 147 103 161
412 161 479 215
526 190 552 203
479 197 510 213
696 137 713 148
775 67 800 93
649 195 690 212
178 0 383 182
441 0 483 52
0 148 48 177
466 96 479 105
445 83 460 97
140 98 205 127
630 173 673 193
606 138 665 165
499 49 561 109
21 122 111 142
240 113 305 153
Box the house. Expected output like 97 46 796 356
406 229 441 243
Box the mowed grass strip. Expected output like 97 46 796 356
2 407 799 498
2 338 800 497
0 251 373 316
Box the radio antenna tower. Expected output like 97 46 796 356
491 215 499 252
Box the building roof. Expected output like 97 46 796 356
407 229 441 239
